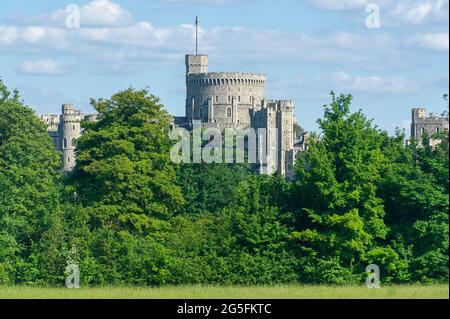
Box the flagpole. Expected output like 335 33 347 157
195 16 199 55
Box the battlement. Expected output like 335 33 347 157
262 100 294 111
187 73 266 89
185 54 209 75
411 107 449 142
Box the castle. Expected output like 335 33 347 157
38 53 299 177
37 17 300 176
411 108 449 147
173 54 297 178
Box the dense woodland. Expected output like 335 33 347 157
0 79 448 286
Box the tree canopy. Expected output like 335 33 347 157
0 82 447 286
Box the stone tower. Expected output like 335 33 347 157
61 104 83 172
411 107 449 147
251 100 295 176
180 52 296 177
185 54 267 129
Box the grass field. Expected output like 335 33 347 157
0 285 448 299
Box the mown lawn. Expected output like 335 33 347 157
0 285 448 299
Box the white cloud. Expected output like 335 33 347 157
308 0 449 26
406 32 449 51
7 0 132 27
17 59 71 76
308 0 368 10
0 0 446 75
330 72 418 93
80 0 132 26
388 0 449 25
0 26 18 44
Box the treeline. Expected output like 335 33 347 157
0 79 448 286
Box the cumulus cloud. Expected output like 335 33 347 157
329 71 418 93
406 32 449 51
0 18 400 65
80 0 132 26
0 0 446 75
308 0 368 11
388 0 449 25
17 59 71 75
308 0 449 26
7 0 132 27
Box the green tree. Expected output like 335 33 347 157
71 88 184 232
67 87 184 285
380 130 448 282
175 163 250 215
0 79 64 285
290 92 396 283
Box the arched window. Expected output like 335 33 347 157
227 108 232 118
63 138 68 149
215 95 219 103
72 138 76 148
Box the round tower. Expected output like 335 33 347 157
186 66 267 128
61 104 82 172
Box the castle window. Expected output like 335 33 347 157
436 127 441 133
73 125 76 130
227 87 231 93
67 157 70 163
228 96 231 103
215 95 219 103
63 138 68 149
421 128 425 135
238 96 241 102
200 107 203 119
72 138 76 147
227 108 232 118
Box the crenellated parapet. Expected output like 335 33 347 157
185 55 267 128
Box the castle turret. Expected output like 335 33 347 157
411 107 449 145
185 54 209 75
61 104 83 172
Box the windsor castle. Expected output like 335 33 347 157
37 53 449 177
38 52 303 178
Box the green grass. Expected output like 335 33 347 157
0 285 448 299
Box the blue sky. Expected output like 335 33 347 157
0 0 448 134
